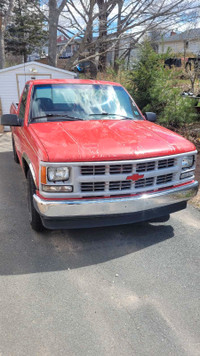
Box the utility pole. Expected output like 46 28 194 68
0 11 5 69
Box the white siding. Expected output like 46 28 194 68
0 62 75 115
0 71 19 115
158 39 200 55
158 41 184 54
188 39 200 54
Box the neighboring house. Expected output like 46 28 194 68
107 35 140 66
158 29 200 55
57 35 79 59
27 52 41 62
27 45 48 62
56 34 139 67
27 34 140 68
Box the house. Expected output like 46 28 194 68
158 29 200 55
57 35 78 58
26 34 140 71
0 61 76 131
56 34 139 68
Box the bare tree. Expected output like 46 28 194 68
32 0 67 66
0 0 14 69
36 0 200 71
96 0 108 71
185 57 200 93
47 0 67 66
113 0 123 71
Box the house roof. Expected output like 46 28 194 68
0 61 75 76
159 28 200 43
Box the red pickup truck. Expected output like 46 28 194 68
1 79 198 231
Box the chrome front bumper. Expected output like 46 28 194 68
33 181 199 219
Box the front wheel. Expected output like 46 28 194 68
27 170 44 232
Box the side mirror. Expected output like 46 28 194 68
144 112 157 122
0 114 21 126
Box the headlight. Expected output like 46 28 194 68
181 155 194 169
42 185 73 192
47 167 70 181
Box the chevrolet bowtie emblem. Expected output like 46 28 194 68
126 173 144 181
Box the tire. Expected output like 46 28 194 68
27 170 44 232
12 136 19 164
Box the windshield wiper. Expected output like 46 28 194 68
89 112 134 120
31 113 83 121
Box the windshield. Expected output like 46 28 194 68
30 84 143 122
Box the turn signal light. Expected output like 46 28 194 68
41 166 47 184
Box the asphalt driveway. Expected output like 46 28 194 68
0 133 200 356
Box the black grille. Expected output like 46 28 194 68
156 173 173 185
81 165 106 175
136 161 155 172
135 177 154 188
81 182 105 192
158 158 175 169
110 164 132 174
109 181 131 191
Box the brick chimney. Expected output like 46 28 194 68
170 31 176 36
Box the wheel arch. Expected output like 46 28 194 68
22 154 37 188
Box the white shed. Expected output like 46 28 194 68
0 61 76 116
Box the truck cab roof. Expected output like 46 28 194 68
26 78 122 87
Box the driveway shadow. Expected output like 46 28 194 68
0 151 174 275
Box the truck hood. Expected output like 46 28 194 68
29 120 196 162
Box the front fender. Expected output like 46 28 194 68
22 153 37 188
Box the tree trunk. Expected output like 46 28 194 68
0 14 5 69
126 47 131 70
0 0 14 69
190 74 196 93
48 0 59 67
85 2 94 55
113 0 123 72
97 0 107 72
